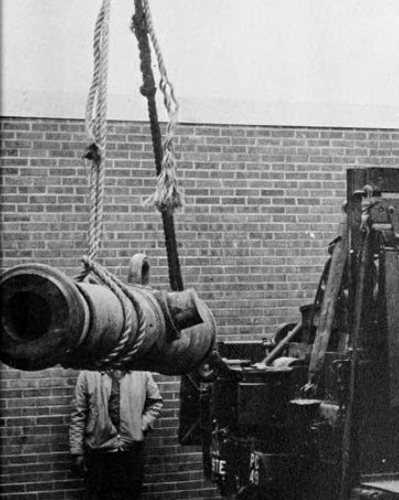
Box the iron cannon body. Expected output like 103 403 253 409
0 255 216 375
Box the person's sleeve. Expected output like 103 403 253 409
69 372 88 455
142 373 163 433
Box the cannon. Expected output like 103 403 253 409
0 254 216 375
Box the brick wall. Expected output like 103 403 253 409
1 116 398 499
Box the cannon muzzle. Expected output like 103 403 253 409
0 258 216 374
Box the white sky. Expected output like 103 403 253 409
2 0 399 127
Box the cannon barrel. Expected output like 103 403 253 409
0 259 216 374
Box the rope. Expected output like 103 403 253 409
84 0 111 262
131 0 184 291
79 256 147 370
139 0 182 213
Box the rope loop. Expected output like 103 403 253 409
79 256 147 370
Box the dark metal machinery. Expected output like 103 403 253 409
178 168 399 500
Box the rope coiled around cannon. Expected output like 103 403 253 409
68 256 147 371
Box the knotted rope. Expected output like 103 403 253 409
84 0 111 261
74 256 147 371
135 0 182 213
132 0 184 291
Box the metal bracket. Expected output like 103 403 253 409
369 199 399 245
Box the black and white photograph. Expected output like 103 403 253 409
1 1 399 499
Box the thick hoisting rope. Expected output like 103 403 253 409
136 0 182 214
84 0 111 261
132 0 184 291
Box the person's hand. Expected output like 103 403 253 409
72 454 87 476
